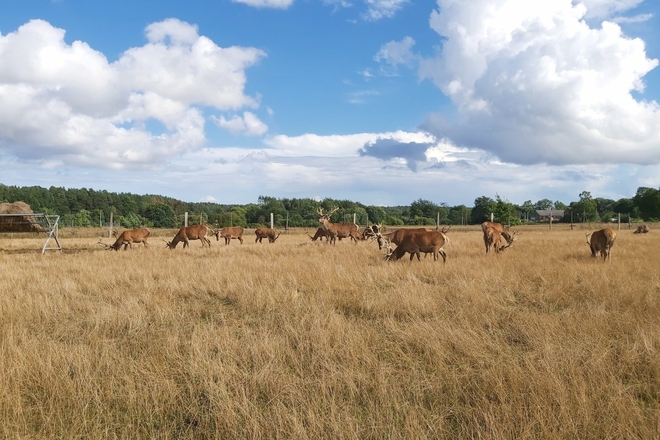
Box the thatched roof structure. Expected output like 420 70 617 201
0 202 44 232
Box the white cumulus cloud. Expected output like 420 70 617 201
418 0 660 166
0 19 266 169
213 111 269 136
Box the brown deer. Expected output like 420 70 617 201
586 228 616 261
215 226 244 244
370 226 429 251
481 221 515 253
386 229 449 263
164 225 212 249
107 228 150 250
308 227 331 242
484 226 516 254
634 224 649 234
255 227 281 243
316 207 360 244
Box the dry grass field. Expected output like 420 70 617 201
0 225 658 439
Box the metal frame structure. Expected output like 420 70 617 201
0 213 62 254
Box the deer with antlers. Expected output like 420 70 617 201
316 207 361 244
98 227 150 251
481 221 516 254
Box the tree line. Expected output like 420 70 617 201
0 184 658 229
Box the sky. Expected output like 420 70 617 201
1 0 659 207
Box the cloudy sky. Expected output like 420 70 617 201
1 0 659 206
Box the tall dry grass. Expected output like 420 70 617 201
0 225 658 439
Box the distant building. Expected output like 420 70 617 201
530 209 565 222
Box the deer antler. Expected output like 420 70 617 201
97 238 111 249
585 232 592 245
328 207 339 216
441 225 452 234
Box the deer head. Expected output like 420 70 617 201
499 230 517 251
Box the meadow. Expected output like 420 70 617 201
0 224 658 439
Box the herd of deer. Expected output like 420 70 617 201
98 206 625 262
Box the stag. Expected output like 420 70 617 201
481 221 515 254
105 228 150 251
386 230 449 263
316 207 360 244
371 226 430 251
164 225 212 249
586 228 616 261
255 227 281 243
215 226 244 245
484 226 516 254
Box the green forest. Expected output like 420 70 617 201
1 183 659 229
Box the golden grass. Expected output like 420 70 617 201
0 225 658 439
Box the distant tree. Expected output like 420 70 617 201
493 195 520 226
534 199 554 210
613 198 635 217
594 198 616 222
633 187 660 220
121 212 144 229
410 199 439 219
447 205 470 225
471 196 496 224
144 203 176 228
74 209 92 227
570 191 599 222
365 206 387 224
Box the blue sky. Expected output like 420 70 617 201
1 0 659 207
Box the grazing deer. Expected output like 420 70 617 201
164 225 212 249
481 221 516 254
106 227 150 250
316 207 360 244
386 229 448 263
484 226 516 254
308 227 331 242
586 228 616 261
215 226 244 245
255 227 281 243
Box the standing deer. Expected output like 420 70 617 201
586 228 616 261
216 226 244 245
255 228 281 243
316 207 360 244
